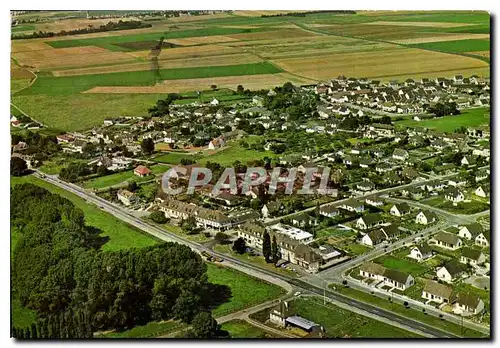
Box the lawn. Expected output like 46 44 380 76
154 152 200 165
99 321 187 338
316 227 356 239
198 143 275 166
83 164 170 189
374 255 430 276
421 196 490 215
20 62 282 96
47 27 271 50
39 157 88 175
344 243 371 256
396 107 490 133
11 175 159 251
408 39 490 54
334 286 487 338
221 320 276 338
290 296 422 338
206 264 286 317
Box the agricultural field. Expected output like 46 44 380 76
83 164 170 189
408 39 490 54
11 10 489 131
289 297 422 338
396 107 490 132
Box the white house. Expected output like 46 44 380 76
436 261 465 283
361 229 387 246
433 231 462 250
421 280 454 304
389 203 411 217
415 211 437 225
319 205 339 218
475 231 490 248
356 214 384 230
460 248 486 266
392 148 409 161
474 184 490 198
454 293 484 315
408 243 433 262
117 189 138 206
458 223 483 240
444 187 465 204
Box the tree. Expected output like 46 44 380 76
149 211 168 224
232 238 246 254
127 180 138 192
188 312 219 339
271 235 279 264
236 85 244 94
215 232 229 244
181 216 198 234
342 280 348 287
210 84 217 91
380 116 392 124
262 231 271 263
403 301 409 307
11 157 28 176
141 138 155 155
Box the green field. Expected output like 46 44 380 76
198 143 274 166
290 296 421 338
11 93 169 131
206 264 285 317
221 320 275 338
334 286 487 338
99 321 187 338
409 39 490 54
154 152 200 165
344 243 372 256
20 62 282 96
396 108 490 133
374 255 430 276
83 164 170 189
47 27 271 51
11 24 36 33
11 175 159 251
316 227 356 239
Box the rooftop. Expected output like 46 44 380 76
269 223 313 242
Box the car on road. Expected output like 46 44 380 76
294 291 302 296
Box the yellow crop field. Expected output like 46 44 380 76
12 46 137 69
129 44 240 61
272 47 489 80
53 53 264 76
391 33 490 44
83 72 316 94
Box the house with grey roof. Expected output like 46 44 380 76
409 243 433 262
437 260 466 283
460 248 486 266
433 231 463 250
454 293 484 315
421 280 454 304
458 223 483 240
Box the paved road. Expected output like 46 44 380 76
387 197 490 225
265 172 460 224
34 172 489 338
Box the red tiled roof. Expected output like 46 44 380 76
134 165 151 175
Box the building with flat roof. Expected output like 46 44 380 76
268 223 314 243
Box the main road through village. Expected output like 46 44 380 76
34 171 490 338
